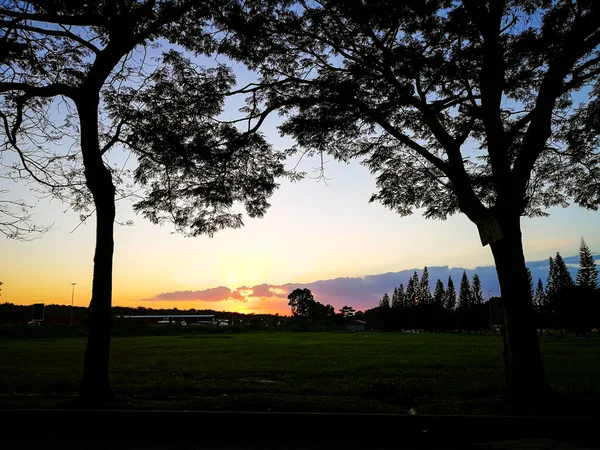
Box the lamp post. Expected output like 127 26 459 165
70 283 76 327
488 290 493 330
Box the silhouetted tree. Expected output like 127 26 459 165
0 0 288 402
575 239 599 336
419 266 432 304
397 283 406 307
433 279 445 308
379 293 391 309
471 274 484 306
445 276 456 311
432 278 446 331
406 272 419 304
217 0 600 402
526 268 534 299
378 292 392 330
458 271 472 331
548 253 575 335
534 279 546 308
553 253 574 292
0 192 51 240
577 238 598 290
546 257 557 302
459 271 472 310
288 288 315 318
391 287 399 308
533 278 547 333
339 305 355 319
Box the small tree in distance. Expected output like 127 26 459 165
339 305 355 319
379 293 391 309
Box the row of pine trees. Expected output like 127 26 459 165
378 268 485 311
367 239 599 334
531 239 599 335
372 267 490 332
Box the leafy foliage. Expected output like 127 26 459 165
217 0 600 222
288 288 334 322
1 1 289 237
109 51 288 236
287 288 315 318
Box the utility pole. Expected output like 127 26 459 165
488 290 493 330
70 282 76 326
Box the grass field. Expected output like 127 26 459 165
1 332 599 414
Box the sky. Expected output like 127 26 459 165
2 54 600 316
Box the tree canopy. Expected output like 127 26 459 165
218 0 600 223
0 1 288 237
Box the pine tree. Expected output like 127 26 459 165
533 279 545 307
471 274 484 305
445 276 456 310
554 252 574 289
397 283 406 307
391 287 399 308
419 266 432 304
379 293 391 309
576 238 599 290
406 272 419 304
546 257 556 300
458 270 472 309
433 279 445 307
526 268 534 298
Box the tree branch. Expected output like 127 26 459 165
513 10 600 202
0 8 109 27
0 20 102 54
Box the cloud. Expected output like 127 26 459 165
248 283 274 298
147 286 246 302
143 254 597 311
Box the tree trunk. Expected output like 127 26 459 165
489 213 555 405
77 96 116 404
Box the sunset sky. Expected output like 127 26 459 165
2 58 600 316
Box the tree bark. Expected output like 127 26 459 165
489 213 555 405
76 95 116 404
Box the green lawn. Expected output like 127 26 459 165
1 332 599 414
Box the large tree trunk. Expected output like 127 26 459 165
489 213 554 405
77 95 116 404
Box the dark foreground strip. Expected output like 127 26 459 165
1 410 598 445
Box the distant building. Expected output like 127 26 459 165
345 319 366 332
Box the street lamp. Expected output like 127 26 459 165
70 283 76 327
488 290 493 330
